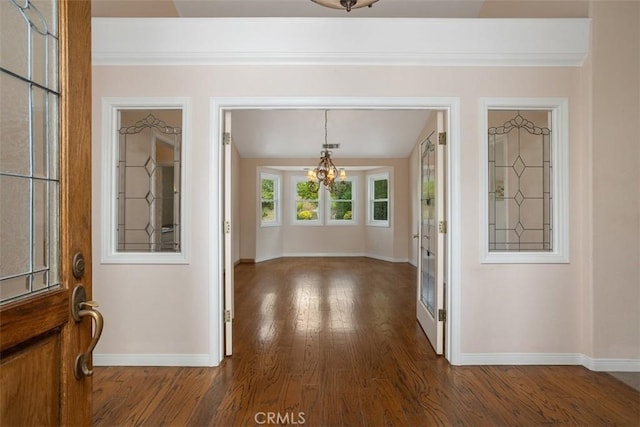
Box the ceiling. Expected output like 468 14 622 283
91 0 588 159
91 0 487 19
231 109 433 159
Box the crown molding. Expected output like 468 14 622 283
92 17 590 67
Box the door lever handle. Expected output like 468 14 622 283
71 285 104 379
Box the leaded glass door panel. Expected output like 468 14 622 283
416 111 446 355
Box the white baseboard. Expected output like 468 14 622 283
457 352 640 372
94 353 212 367
280 252 366 259
276 252 410 263
254 254 282 263
94 352 639 372
458 352 584 366
581 356 640 372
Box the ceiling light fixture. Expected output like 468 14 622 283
307 110 346 193
311 0 379 13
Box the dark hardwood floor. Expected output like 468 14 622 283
93 257 640 426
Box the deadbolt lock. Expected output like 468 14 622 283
72 252 85 279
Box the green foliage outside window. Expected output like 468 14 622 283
372 178 389 221
330 181 353 220
261 178 276 221
296 181 319 220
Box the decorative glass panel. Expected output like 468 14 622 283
117 110 182 252
421 136 436 315
1 0 59 304
488 110 552 252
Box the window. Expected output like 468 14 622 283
101 98 190 264
327 177 356 224
291 175 358 226
260 172 280 226
292 176 322 225
368 173 390 227
481 98 569 263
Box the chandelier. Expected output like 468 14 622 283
307 110 346 193
311 0 379 13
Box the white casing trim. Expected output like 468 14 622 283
479 97 570 264
210 96 462 367
100 97 192 264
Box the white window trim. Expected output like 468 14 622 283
325 176 357 225
367 172 390 227
480 97 570 264
259 171 281 227
291 175 323 226
100 97 191 264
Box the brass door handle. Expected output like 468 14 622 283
72 285 104 379
413 234 420 239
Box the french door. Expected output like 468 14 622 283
416 111 447 355
223 111 234 356
0 0 96 424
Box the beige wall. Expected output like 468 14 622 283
91 5 639 363
588 1 640 360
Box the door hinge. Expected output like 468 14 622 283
224 221 231 234
225 309 231 323
438 132 447 145
438 220 447 234
223 132 231 146
438 309 446 322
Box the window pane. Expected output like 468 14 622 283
374 179 388 199
331 201 352 220
296 201 319 220
296 181 318 201
373 201 388 221
261 201 275 221
261 178 274 201
330 181 352 200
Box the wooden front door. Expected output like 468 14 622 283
0 0 95 425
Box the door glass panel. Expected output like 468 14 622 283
0 175 31 277
0 0 59 305
420 136 436 315
0 73 30 176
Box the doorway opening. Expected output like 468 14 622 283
210 97 461 366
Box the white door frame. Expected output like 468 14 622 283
209 96 462 366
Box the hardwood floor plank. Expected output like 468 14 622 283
93 257 640 427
